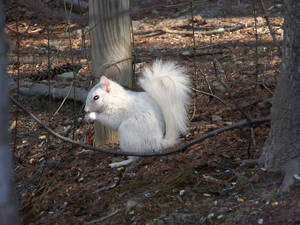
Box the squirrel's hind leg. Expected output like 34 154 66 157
109 156 138 168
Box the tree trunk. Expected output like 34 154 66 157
0 1 21 224
259 0 300 191
89 0 132 146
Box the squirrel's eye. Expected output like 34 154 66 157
93 95 99 101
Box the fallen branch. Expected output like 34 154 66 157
181 51 227 57
10 96 270 157
134 24 245 38
162 24 245 36
134 30 165 38
18 82 87 103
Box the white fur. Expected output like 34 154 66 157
109 156 137 168
84 60 190 167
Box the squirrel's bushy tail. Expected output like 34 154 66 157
139 60 190 147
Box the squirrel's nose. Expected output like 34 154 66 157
84 106 90 113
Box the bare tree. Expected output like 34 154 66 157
89 0 132 146
259 0 300 191
0 0 21 224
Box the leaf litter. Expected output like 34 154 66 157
6 0 300 224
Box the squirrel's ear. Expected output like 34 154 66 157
100 76 111 93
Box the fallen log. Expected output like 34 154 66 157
17 81 88 103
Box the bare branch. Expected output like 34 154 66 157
161 24 245 36
258 0 278 43
192 87 227 106
10 96 270 157
212 58 251 123
53 81 74 117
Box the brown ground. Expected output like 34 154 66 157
5 0 300 224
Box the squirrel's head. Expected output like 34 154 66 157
84 76 111 114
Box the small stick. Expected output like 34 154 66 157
84 210 120 225
212 58 256 157
212 58 251 122
52 81 74 117
189 0 198 122
250 127 257 153
13 18 21 155
253 0 259 90
161 24 245 36
192 87 227 106
258 0 278 43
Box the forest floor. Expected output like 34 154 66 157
5 0 300 224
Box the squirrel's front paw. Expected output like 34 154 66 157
85 112 97 123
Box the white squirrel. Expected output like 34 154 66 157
84 60 190 168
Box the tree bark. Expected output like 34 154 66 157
0 0 21 224
259 0 300 191
89 0 132 146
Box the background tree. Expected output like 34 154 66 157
89 0 132 146
0 0 20 224
259 0 300 191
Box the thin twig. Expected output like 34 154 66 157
161 24 245 36
189 0 198 122
83 58 133 86
192 87 227 106
253 0 259 90
98 58 133 79
64 0 77 141
84 210 120 225
212 58 258 158
46 25 51 102
13 18 21 155
10 96 270 157
134 24 245 38
134 30 165 38
258 0 278 43
190 101 196 122
199 69 214 97
212 58 251 122
5 22 32 36
53 81 74 117
181 51 227 57
44 1 52 177
261 80 274 95
130 14 136 87
250 127 257 153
